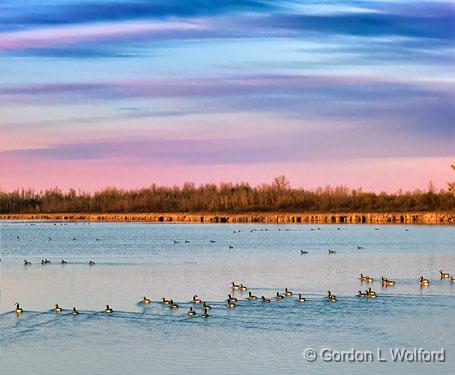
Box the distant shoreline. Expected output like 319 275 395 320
0 212 454 225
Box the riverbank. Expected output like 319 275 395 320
0 212 454 224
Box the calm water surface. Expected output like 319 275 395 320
1 222 454 374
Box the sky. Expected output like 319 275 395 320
0 0 454 192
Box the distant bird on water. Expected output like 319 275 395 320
89 261 95 265
328 250 336 254
24 260 31 265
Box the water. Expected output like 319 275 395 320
1 222 454 374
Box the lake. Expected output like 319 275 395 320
1 222 454 374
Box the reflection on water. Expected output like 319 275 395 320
1 222 454 374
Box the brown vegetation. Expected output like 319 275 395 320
1 176 454 214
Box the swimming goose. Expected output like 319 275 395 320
228 294 237 302
439 270 450 279
239 284 248 291
161 297 171 305
185 240 190 243
247 292 257 300
61 260 67 264
169 300 179 309
89 261 95 265
419 276 430 286
210 240 216 243
261 296 270 303
284 288 293 297
381 276 396 286
104 305 113 313
187 307 196 316
328 250 336 254
357 246 364 250
297 294 306 302
449 276 455 283
53 304 62 313
201 312 209 318
201 302 212 310
15 303 23 314
72 307 79 315
142 296 151 304
327 291 337 302
229 245 234 249
173 240 179 244
226 300 236 308
275 292 285 300
365 288 377 298
300 250 308 255
231 282 240 290
357 290 366 297
24 260 31 265
192 295 202 304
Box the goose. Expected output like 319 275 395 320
142 296 151 304
24 260 31 265
228 294 237 302
247 292 257 300
192 295 202 304
419 276 430 286
357 246 364 250
61 260 67 264
365 288 377 298
173 240 179 244
72 307 79 315
284 288 293 296
15 303 23 314
161 297 171 305
439 270 450 279
231 282 240 290
328 250 336 255
187 307 196 316
300 250 308 255
201 302 211 310
261 296 270 303
53 304 62 313
229 245 234 249
275 292 285 300
365 276 374 283
201 312 209 318
297 294 306 302
89 261 95 265
185 240 190 243
327 291 337 302
239 284 248 291
169 300 179 309
210 240 216 243
449 276 455 283
381 276 396 286
104 305 113 313
226 300 236 308
357 291 366 297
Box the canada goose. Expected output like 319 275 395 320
239 284 247 291
261 296 270 303
247 291 257 300
231 282 240 290
439 270 450 279
357 290 366 297
41 259 45 265
275 292 285 300
381 276 396 286
210 240 216 243
229 245 234 249
53 304 62 313
449 276 455 283
192 295 202 304
187 307 196 316
365 288 377 298
173 240 179 244
72 307 79 315
226 300 236 308
297 294 306 302
161 297 171 305
185 240 190 243
300 250 308 255
24 260 31 265
419 276 430 286
169 300 178 309
365 276 374 283
61 260 67 264
73 238 76 241
202 302 211 310
89 261 95 265
228 294 237 302
104 305 113 313
284 288 293 296
327 291 337 302
357 246 364 250
328 250 336 254
201 312 209 318
15 303 23 314
142 296 151 304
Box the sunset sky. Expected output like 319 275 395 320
0 0 453 192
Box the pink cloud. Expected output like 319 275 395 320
0 21 204 50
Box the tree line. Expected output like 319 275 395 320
1 176 454 214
